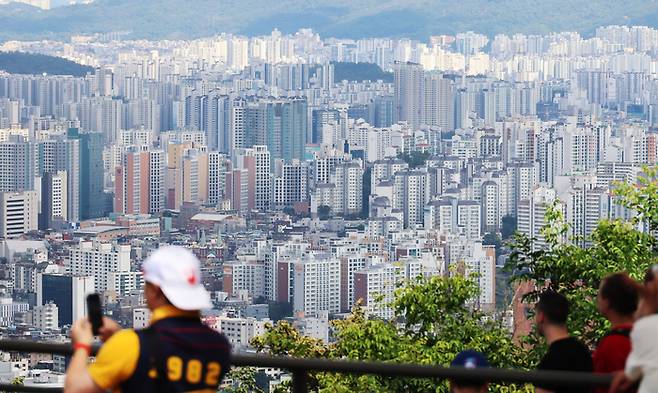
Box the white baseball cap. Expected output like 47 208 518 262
142 246 212 311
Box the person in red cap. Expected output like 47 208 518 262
65 246 231 393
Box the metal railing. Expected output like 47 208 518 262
0 339 612 392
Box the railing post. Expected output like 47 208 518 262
291 368 309 393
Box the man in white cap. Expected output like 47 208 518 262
65 246 231 393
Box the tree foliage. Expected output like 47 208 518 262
251 275 533 392
613 164 658 236
2 0 658 42
317 205 332 220
506 168 658 348
223 367 265 393
397 151 431 169
241 165 658 392
501 215 518 240
332 62 393 83
483 232 503 254
0 51 93 76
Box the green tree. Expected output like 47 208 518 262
241 166 658 392
223 367 265 393
501 215 518 240
252 275 533 392
506 201 657 349
483 232 503 254
397 151 430 168
317 205 332 220
332 62 393 83
613 164 658 236
0 51 93 76
1 377 25 393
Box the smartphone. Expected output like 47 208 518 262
86 293 103 336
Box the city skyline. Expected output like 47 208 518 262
0 8 657 391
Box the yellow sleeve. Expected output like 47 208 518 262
88 329 140 390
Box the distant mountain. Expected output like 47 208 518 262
0 51 93 76
0 0 657 41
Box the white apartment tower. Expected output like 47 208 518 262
0 191 38 238
208 152 231 206
333 161 363 216
353 263 399 319
292 252 341 318
66 241 131 293
252 146 272 211
38 170 68 229
0 136 38 193
394 169 429 228
517 187 564 250
39 138 80 222
273 159 308 209
393 62 425 129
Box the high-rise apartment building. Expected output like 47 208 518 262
115 146 165 215
518 187 564 250
354 263 399 319
334 161 363 216
223 258 265 299
393 169 429 228
233 146 271 211
245 98 307 163
424 197 481 239
292 252 341 318
273 159 308 209
478 172 510 233
371 95 395 128
0 191 38 238
230 97 247 152
39 137 80 222
424 73 454 130
66 241 131 293
0 135 37 193
69 129 106 220
507 162 537 215
311 109 340 145
393 62 425 130
38 171 68 230
205 92 231 153
207 152 231 207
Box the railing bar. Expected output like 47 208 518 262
0 341 613 388
0 340 99 356
231 354 612 387
0 385 61 393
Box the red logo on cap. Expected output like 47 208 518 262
187 270 197 285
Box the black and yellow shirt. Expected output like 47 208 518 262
89 306 231 393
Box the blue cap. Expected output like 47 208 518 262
451 350 490 368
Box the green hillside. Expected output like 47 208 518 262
0 0 657 41
0 51 94 76
333 62 393 82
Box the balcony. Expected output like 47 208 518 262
0 339 612 392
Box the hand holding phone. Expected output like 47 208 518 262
86 293 103 336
